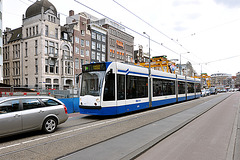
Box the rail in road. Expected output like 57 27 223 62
0 93 234 160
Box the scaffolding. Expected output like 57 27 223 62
134 55 177 74
194 73 211 88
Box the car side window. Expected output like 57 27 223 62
22 99 42 110
40 98 61 106
0 100 20 114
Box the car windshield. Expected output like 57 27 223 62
81 71 105 96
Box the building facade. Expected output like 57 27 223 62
210 73 232 89
89 24 107 63
3 0 74 89
235 72 240 88
134 45 149 63
66 11 91 84
94 18 134 63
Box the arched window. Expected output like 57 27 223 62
63 45 70 59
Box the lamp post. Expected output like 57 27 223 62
143 32 152 108
179 52 190 75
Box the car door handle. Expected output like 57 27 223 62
14 114 20 118
39 110 44 113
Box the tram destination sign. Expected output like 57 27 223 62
82 63 106 72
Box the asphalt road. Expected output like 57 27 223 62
0 93 233 160
136 92 240 160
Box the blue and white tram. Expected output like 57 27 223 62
79 62 201 115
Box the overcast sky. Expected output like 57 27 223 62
3 0 240 76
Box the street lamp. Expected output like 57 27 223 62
143 32 152 108
179 52 190 75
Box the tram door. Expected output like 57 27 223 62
116 74 126 114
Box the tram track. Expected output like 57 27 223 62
0 94 231 160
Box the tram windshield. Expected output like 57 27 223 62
81 71 105 96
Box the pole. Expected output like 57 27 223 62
143 32 152 108
180 54 182 75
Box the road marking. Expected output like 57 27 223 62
0 100 193 151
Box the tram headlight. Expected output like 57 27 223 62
96 98 100 102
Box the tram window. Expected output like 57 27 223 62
162 80 175 95
196 83 201 92
117 74 125 100
126 75 148 99
153 78 163 96
187 83 194 93
103 73 115 101
178 81 186 94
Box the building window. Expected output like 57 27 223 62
36 25 38 35
81 30 85 36
81 39 84 47
75 37 79 43
54 79 59 83
80 59 84 67
35 77 38 87
45 59 48 73
91 51 95 60
25 78 28 86
97 52 100 61
63 45 71 59
81 49 84 56
45 40 48 55
92 32 96 39
102 44 105 53
86 40 89 46
35 59 38 73
102 54 105 62
55 28 58 39
46 78 51 83
102 35 106 42
35 40 38 55
25 42 28 57
97 34 101 41
56 61 59 74
29 28 32 37
49 41 54 55
65 62 73 75
26 28 28 37
55 43 58 56
45 25 48 36
75 58 79 69
97 43 101 51
33 26 35 35
86 50 89 56
92 41 96 50
13 44 20 59
13 61 20 76
75 47 79 54
63 33 68 40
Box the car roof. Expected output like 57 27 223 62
0 96 57 102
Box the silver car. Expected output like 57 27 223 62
0 96 68 138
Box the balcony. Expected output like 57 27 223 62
63 55 73 60
49 53 58 58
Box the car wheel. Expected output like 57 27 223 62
42 117 57 133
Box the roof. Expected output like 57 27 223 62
8 27 22 43
25 0 57 19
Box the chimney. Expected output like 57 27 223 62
69 10 74 16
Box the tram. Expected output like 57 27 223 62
79 62 201 115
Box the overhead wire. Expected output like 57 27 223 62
25 0 211 74
73 0 183 56
112 0 190 52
